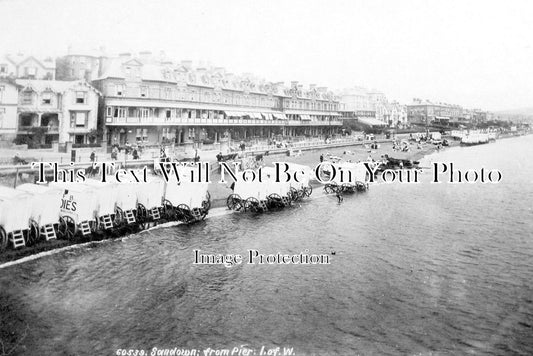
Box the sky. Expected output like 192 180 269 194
1 0 532 111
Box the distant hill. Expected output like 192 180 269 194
494 107 533 115
493 107 533 122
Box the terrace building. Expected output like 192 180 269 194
407 99 464 126
89 53 341 147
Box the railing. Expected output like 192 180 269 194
239 136 367 153
17 125 59 133
107 116 342 126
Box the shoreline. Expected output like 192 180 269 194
0 134 526 266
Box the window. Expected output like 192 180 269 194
0 85 4 102
140 108 150 119
116 84 125 96
70 112 87 128
165 87 172 99
114 108 126 118
42 92 52 105
166 110 171 119
106 106 112 117
26 67 37 76
22 91 32 105
136 128 148 142
76 91 86 104
0 65 6 74
140 86 148 97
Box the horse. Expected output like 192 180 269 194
85 165 100 177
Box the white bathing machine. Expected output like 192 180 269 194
261 167 292 199
80 179 120 230
162 167 211 222
113 182 140 225
285 163 313 198
0 186 33 249
15 183 64 241
226 166 295 212
48 181 99 237
334 162 369 191
136 176 165 221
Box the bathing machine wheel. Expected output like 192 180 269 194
0 226 7 251
303 184 313 197
58 216 77 240
355 182 367 192
26 219 40 246
342 183 356 194
324 182 338 194
244 197 261 212
202 191 211 211
163 199 178 221
136 203 148 229
288 187 299 202
176 204 193 223
114 207 124 227
267 193 283 209
226 194 243 211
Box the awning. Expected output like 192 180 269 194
300 114 312 121
357 117 387 127
435 116 450 120
285 110 341 116
272 112 287 120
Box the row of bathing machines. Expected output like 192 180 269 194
0 162 369 251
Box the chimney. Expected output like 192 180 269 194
119 52 131 59
291 81 298 88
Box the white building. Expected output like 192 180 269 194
0 79 20 144
15 79 101 145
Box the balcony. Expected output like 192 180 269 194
105 116 342 127
17 125 59 134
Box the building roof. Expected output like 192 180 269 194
4 53 56 70
15 79 102 96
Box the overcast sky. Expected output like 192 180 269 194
1 0 532 111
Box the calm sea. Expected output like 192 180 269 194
1 136 532 355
